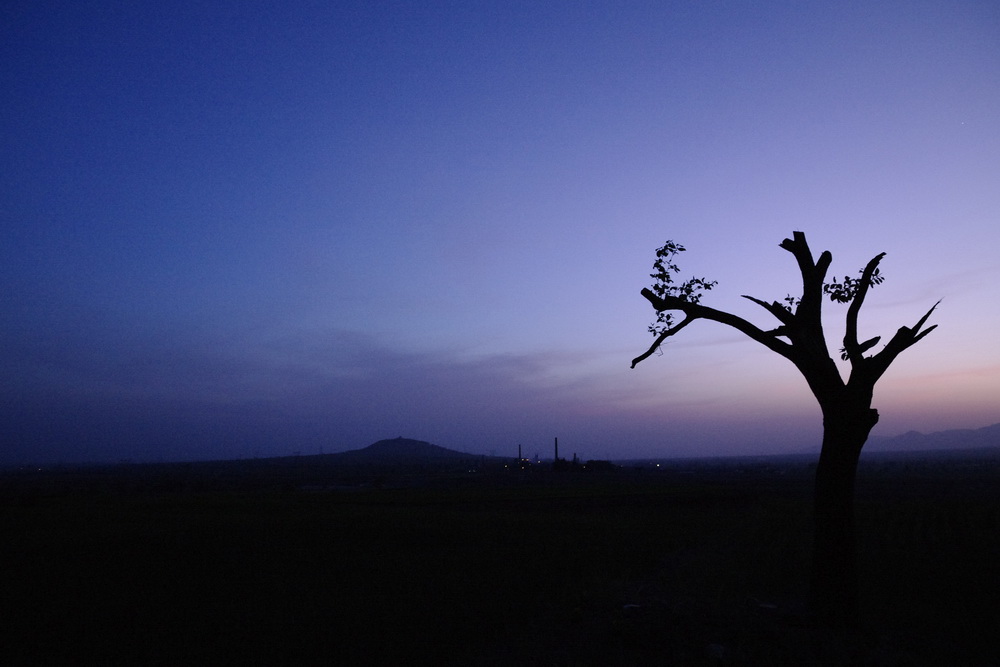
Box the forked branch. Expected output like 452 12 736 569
843 252 887 365
858 300 941 384
631 289 793 369
630 314 694 368
779 232 832 324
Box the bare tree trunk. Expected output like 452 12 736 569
809 405 877 626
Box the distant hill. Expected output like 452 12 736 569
866 422 1000 453
330 437 475 464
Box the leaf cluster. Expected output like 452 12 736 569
823 268 885 304
779 267 886 313
647 241 718 336
781 294 800 312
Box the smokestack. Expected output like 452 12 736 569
518 443 522 461
554 437 559 461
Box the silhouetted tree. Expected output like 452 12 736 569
631 231 938 626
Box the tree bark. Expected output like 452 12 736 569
809 401 878 626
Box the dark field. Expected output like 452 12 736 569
2 455 998 665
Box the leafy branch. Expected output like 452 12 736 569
781 267 886 312
647 241 718 336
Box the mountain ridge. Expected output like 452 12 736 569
866 422 1000 453
330 437 476 463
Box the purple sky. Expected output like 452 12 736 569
3 1 999 464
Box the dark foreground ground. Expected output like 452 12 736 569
1 454 998 665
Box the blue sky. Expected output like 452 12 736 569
3 1 999 464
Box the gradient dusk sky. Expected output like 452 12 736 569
3 1 999 464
